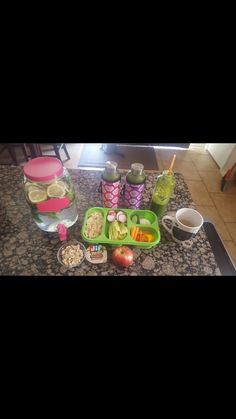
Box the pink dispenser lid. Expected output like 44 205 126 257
23 157 63 182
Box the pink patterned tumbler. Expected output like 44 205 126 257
101 161 121 208
101 179 121 208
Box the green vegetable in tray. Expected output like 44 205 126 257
139 218 151 225
131 215 151 225
119 223 128 239
109 220 128 240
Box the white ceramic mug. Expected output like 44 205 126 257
162 208 204 243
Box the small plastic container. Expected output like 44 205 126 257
57 239 86 268
81 207 160 249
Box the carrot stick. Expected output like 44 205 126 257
133 227 139 241
137 230 143 241
130 227 134 239
131 227 137 239
134 227 139 240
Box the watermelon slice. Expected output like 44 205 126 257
36 197 71 212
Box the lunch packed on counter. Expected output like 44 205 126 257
22 155 179 269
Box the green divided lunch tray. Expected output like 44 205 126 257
81 207 161 248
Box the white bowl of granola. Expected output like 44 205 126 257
57 239 86 268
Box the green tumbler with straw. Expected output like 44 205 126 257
150 155 176 219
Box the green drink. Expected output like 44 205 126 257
102 161 121 183
150 170 176 219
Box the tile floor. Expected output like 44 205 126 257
1 142 236 267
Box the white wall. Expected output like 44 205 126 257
220 144 236 176
206 143 236 174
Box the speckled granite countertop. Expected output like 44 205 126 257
0 165 221 276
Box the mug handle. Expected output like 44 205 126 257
162 215 174 234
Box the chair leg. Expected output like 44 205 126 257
22 144 29 161
7 146 18 165
27 144 37 158
34 143 42 156
63 144 70 160
0 144 7 155
53 144 61 160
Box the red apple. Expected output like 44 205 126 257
112 246 134 267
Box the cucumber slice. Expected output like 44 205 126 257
139 218 151 225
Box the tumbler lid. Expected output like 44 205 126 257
105 161 118 173
131 163 144 176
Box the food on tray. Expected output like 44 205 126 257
139 218 151 225
107 210 116 222
116 211 127 223
107 210 127 224
131 226 140 240
135 230 155 242
81 207 160 247
112 246 134 267
131 226 154 242
108 220 128 240
131 214 151 225
85 211 104 238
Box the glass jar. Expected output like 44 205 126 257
23 157 78 232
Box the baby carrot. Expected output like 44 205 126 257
133 227 139 241
131 227 137 239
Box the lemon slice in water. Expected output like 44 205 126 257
47 183 66 198
29 189 47 203
56 180 69 192
28 185 45 194
25 182 44 192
